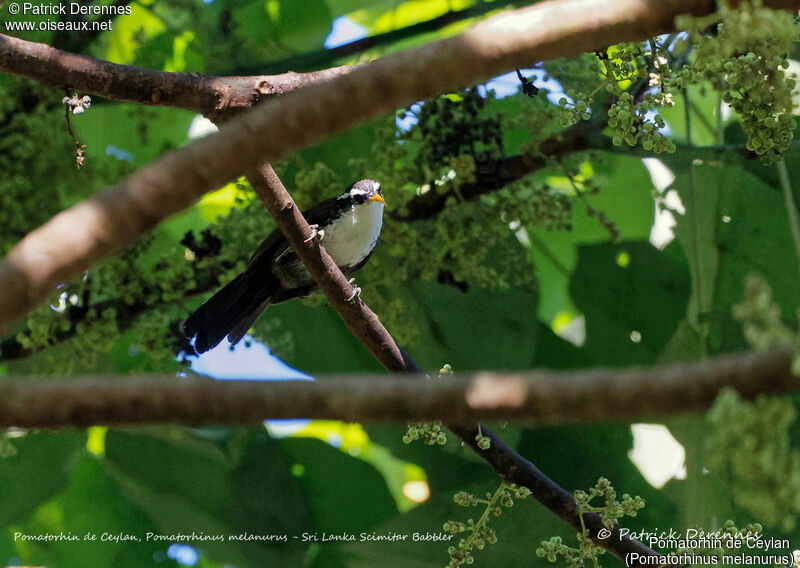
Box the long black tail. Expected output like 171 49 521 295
183 270 276 354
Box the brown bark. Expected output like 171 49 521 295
3 0 800 333
0 32 359 117
0 349 791 428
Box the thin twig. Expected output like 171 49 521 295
777 158 800 268
63 103 87 169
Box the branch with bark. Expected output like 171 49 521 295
7 0 800 335
0 32 359 117
394 124 608 222
244 159 659 564
1 348 793 428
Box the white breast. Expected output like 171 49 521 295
323 200 384 269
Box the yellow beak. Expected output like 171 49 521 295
369 193 386 205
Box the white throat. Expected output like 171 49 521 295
323 200 384 268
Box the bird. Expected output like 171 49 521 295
183 179 386 354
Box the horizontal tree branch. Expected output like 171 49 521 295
395 124 607 222
5 0 799 336
0 32 359 116
2 348 792 428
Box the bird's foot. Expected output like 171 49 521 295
346 278 361 302
304 224 325 243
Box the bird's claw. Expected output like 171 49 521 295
304 224 324 243
347 278 361 302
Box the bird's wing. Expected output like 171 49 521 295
248 228 285 265
248 195 346 265
302 195 348 227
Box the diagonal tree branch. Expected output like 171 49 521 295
6 0 800 335
246 164 416 372
229 163 662 566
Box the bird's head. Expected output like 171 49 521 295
344 179 385 206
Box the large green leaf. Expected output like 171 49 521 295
266 277 584 375
340 459 595 568
658 83 723 147
279 437 397 534
264 300 384 374
517 423 678 531
570 241 690 366
665 159 800 353
233 0 333 56
105 428 232 513
0 430 85 527
528 153 655 326
3 456 158 568
663 161 722 350
105 428 311 567
102 5 167 64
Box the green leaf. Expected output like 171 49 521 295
102 5 166 64
528 153 655 326
233 0 333 56
105 428 311 567
71 104 194 168
8 456 157 568
517 423 678 526
105 428 232 513
570 241 691 365
0 430 85 527
279 437 397 533
265 300 384 374
658 83 722 147
666 160 800 353
664 161 721 347
349 0 474 35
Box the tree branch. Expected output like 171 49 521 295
1 348 792 427
242 160 660 564
7 0 799 335
394 124 608 222
0 32 359 116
